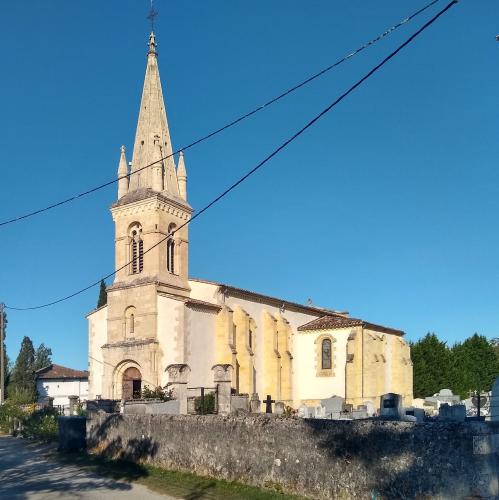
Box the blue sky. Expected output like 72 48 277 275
0 1 498 370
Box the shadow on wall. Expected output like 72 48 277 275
303 418 496 499
89 414 159 462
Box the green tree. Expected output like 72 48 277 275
9 336 37 403
491 338 499 362
410 332 452 398
1 308 9 397
97 279 107 308
33 343 52 371
450 334 499 399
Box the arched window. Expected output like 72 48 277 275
166 223 176 274
129 224 143 274
124 306 136 338
321 338 332 370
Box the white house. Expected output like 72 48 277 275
35 364 89 407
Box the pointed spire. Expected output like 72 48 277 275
128 32 180 197
177 151 187 200
117 145 129 199
148 31 157 55
151 135 164 192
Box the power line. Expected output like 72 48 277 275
0 0 442 228
5 0 458 312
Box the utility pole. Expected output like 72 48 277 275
0 302 4 404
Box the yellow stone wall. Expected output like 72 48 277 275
390 336 413 406
346 327 414 410
262 311 279 401
276 314 293 404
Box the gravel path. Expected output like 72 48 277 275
0 435 174 499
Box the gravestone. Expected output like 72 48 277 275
231 394 249 413
379 393 402 419
275 402 285 415
249 393 261 413
352 405 368 420
439 403 466 422
264 395 275 414
491 376 499 423
403 407 425 422
314 405 326 418
425 389 460 410
298 405 309 418
363 400 375 417
321 395 345 419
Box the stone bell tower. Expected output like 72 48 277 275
101 32 192 397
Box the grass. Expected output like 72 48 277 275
54 451 306 500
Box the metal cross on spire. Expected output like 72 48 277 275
147 0 158 31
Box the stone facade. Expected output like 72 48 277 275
87 31 413 411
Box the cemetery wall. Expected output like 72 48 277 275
87 413 499 499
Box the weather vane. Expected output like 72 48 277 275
147 0 158 31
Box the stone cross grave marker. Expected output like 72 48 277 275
264 395 275 414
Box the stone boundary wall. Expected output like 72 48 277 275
87 414 499 499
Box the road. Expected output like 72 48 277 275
0 435 174 499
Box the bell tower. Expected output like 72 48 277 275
110 32 192 297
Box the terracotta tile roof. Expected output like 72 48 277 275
298 316 404 336
35 364 88 380
298 315 363 331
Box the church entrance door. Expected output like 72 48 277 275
122 367 142 400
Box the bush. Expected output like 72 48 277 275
194 392 216 414
22 408 58 441
0 400 25 434
0 402 58 441
141 386 173 401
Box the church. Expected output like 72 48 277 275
87 32 413 411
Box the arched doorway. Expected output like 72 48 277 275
122 366 142 400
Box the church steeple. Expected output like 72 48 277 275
128 32 179 197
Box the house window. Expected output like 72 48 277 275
321 339 332 370
249 329 252 349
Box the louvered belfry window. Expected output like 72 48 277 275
167 239 175 273
130 224 144 274
167 223 176 274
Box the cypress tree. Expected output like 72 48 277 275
491 338 499 363
1 309 9 397
33 343 53 371
9 336 37 402
97 279 107 308
450 334 499 398
410 332 452 398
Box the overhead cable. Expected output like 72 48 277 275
5 0 459 311
0 0 442 228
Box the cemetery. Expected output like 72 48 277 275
75 376 499 498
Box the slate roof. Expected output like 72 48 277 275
298 316 404 336
35 364 89 380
